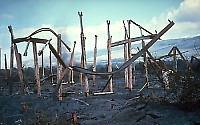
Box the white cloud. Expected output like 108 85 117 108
145 0 200 39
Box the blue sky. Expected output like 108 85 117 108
0 0 200 68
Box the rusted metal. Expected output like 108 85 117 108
57 34 62 100
8 26 25 95
32 42 41 97
78 11 89 96
93 35 98 86
107 20 113 92
123 20 129 88
127 20 133 91
68 41 76 83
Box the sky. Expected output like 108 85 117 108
0 0 200 68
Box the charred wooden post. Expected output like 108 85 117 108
175 47 191 70
68 41 76 83
140 27 149 88
173 47 177 72
8 26 25 95
50 51 53 84
127 20 133 91
78 12 89 96
107 20 113 92
52 68 68 100
57 34 62 100
0 48 1 70
79 58 83 86
32 42 41 97
93 35 98 86
146 50 162 70
23 41 30 56
9 29 14 77
4 54 8 84
41 51 45 79
123 20 129 89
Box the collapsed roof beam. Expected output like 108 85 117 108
111 34 156 47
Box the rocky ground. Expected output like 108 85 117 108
0 76 200 125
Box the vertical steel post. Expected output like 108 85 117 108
127 20 133 91
107 20 113 92
93 35 98 86
57 34 62 100
78 12 89 96
32 42 41 97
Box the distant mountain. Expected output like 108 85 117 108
23 35 200 68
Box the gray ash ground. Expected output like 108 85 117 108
0 76 200 125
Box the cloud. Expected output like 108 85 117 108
170 0 200 23
1 14 14 19
145 0 200 39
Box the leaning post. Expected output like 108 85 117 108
68 41 76 83
8 26 25 95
